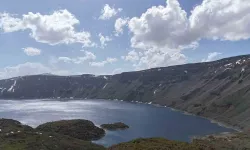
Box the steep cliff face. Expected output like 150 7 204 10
1 55 250 129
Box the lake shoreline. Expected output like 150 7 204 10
164 106 242 132
110 99 242 133
0 98 241 132
0 98 240 141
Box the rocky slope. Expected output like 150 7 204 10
1 54 250 129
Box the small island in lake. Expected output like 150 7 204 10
101 122 129 130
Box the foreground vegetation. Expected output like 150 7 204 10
0 118 249 150
109 132 250 150
192 132 250 150
0 119 105 150
36 119 105 141
108 138 201 150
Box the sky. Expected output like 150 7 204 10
0 0 250 79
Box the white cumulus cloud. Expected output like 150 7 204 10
112 68 123 74
0 62 50 79
23 47 41 56
0 62 80 79
89 57 117 67
127 0 250 70
99 33 112 48
128 0 193 50
58 51 96 64
114 17 129 36
134 50 187 69
0 10 94 47
190 0 250 41
202 52 222 62
99 4 122 20
122 50 139 62
127 0 191 69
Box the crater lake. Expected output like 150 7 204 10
0 99 235 147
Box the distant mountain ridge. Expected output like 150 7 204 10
1 54 250 130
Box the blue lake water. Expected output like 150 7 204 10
0 99 234 147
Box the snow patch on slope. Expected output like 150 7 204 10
154 89 158 95
103 83 108 89
236 59 242 65
224 63 233 67
7 80 17 92
1 88 6 94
